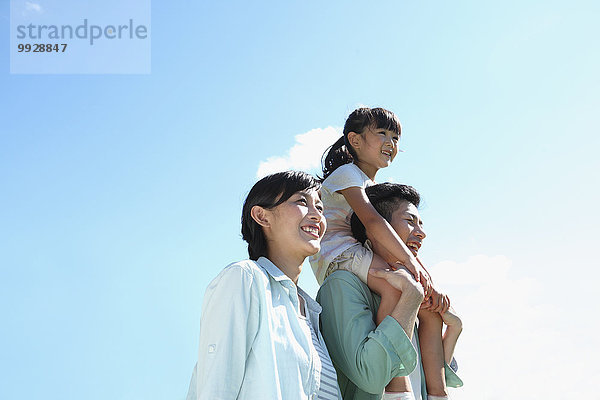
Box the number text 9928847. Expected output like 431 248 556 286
17 43 68 53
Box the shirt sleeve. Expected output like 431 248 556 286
195 264 259 399
444 358 463 388
323 164 366 193
317 271 417 395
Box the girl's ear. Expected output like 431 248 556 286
250 205 271 228
347 131 362 150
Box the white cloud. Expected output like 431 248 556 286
429 255 596 399
256 126 342 178
25 2 43 13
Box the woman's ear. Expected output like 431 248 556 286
250 205 271 228
347 131 362 150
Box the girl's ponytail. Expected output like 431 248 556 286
321 135 353 180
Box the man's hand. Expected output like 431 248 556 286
392 259 432 299
369 267 424 301
370 266 424 339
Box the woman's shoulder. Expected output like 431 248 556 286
224 259 261 273
209 259 263 288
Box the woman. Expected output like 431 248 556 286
186 171 341 400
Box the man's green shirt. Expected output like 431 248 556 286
316 270 462 400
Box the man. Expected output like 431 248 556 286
317 183 462 400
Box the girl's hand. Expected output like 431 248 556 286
415 256 433 298
421 288 450 314
419 268 432 299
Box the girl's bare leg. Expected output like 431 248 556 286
417 309 447 397
367 253 412 393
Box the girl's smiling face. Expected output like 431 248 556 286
350 126 400 178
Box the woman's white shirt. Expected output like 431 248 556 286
186 257 338 400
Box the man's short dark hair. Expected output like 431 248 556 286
350 183 421 244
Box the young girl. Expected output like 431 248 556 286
310 107 449 400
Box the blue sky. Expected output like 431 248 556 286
1 1 599 399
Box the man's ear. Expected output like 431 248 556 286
346 131 362 150
250 205 271 228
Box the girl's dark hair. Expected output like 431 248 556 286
321 107 402 179
241 171 321 260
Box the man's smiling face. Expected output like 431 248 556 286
368 199 426 261
389 200 426 256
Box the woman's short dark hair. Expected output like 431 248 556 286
241 171 321 260
350 183 421 244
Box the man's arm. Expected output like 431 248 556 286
317 271 423 395
369 268 424 337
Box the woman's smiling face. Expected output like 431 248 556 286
265 189 326 259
